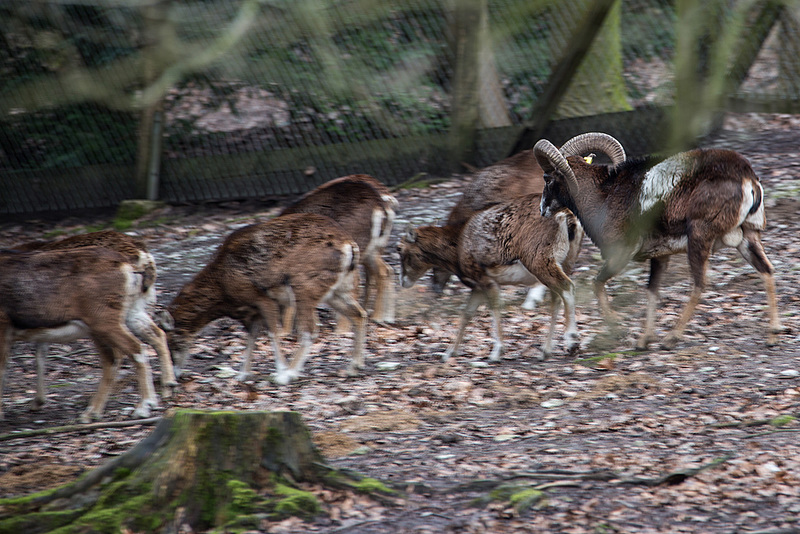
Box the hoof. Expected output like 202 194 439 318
272 370 298 386
660 334 679 351
236 371 254 382
344 365 361 377
79 410 98 424
133 405 152 419
635 335 653 351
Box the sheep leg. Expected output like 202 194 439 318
540 292 560 358
431 267 453 295
272 285 295 337
0 335 9 420
81 345 118 423
521 283 548 311
33 342 49 410
373 258 396 324
662 238 711 350
594 251 633 331
273 296 320 385
126 296 177 396
737 229 782 345
486 284 504 362
442 290 486 362
130 349 159 418
251 297 288 381
538 266 579 356
637 256 670 350
363 256 396 324
236 318 266 382
131 318 177 397
326 288 368 374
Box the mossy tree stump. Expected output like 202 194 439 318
0 410 390 534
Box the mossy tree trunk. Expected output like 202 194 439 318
779 6 800 99
0 410 381 534
555 0 630 119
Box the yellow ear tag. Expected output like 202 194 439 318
583 155 594 164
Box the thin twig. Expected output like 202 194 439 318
744 429 800 439
0 416 161 442
329 519 383 533
615 454 735 487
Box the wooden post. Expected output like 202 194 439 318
134 0 168 200
448 0 483 171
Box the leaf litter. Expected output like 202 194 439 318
0 113 799 533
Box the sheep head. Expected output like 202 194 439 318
534 133 626 217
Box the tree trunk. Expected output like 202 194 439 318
448 0 483 170
779 6 800 99
0 410 380 534
555 0 630 119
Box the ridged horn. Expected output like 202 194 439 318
560 132 626 165
533 138 578 195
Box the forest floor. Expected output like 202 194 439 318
1 113 800 534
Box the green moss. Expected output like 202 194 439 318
113 199 164 231
770 415 796 427
488 484 516 502
0 479 79 516
273 484 320 519
75 507 121 532
112 219 133 231
0 510 83 534
575 350 639 365
82 223 108 234
113 468 131 480
42 229 66 239
509 488 544 514
228 480 259 514
392 173 448 190
352 477 395 495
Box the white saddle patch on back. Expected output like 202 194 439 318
638 154 691 212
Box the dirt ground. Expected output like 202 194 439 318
1 113 799 534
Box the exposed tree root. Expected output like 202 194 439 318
0 410 397 534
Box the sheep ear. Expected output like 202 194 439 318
403 224 417 243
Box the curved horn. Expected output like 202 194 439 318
560 132 626 166
534 139 578 195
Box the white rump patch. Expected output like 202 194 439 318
362 208 385 258
742 180 766 230
638 154 691 212
323 243 357 302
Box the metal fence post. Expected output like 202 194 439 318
135 0 169 201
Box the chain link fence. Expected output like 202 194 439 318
1 0 797 215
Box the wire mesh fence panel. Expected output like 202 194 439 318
0 0 793 216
